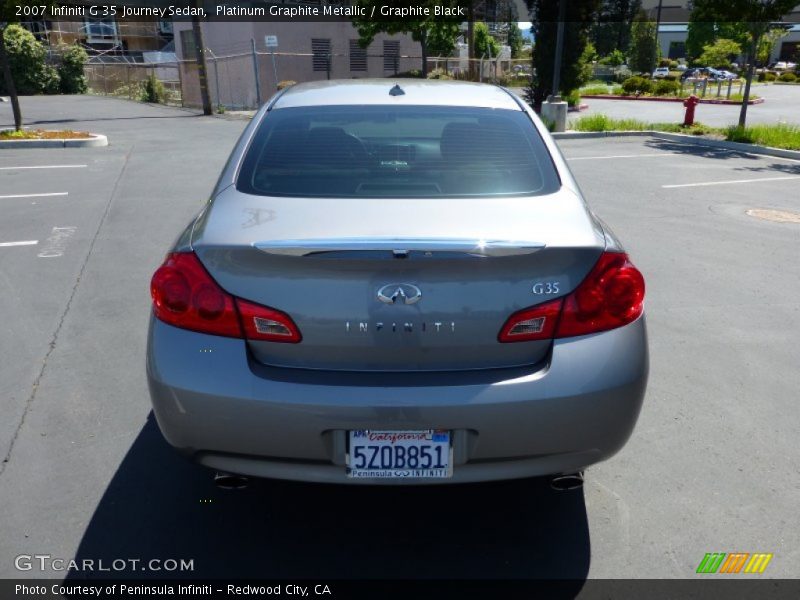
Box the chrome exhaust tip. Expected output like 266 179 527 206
214 471 250 490
550 471 584 491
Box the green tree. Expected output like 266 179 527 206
1 1 57 130
686 1 750 63
599 48 626 66
351 1 462 76
506 22 524 59
697 0 797 126
524 0 601 109
474 22 499 58
0 24 59 95
627 11 658 74
591 0 642 56
698 38 742 68
757 27 789 65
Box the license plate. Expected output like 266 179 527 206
347 430 452 479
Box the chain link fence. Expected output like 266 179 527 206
84 59 183 106
83 52 531 111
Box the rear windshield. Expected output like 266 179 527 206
236 105 560 198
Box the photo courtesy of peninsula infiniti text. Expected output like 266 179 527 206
146 80 649 485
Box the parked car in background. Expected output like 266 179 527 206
652 67 670 79
718 70 738 80
675 64 689 71
147 80 649 486
681 67 724 82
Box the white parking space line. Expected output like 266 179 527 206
568 153 674 161
0 165 87 171
0 192 68 199
664 176 800 189
0 240 38 247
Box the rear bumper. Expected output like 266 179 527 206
146 315 649 484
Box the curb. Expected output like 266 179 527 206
552 130 800 160
0 133 108 149
581 94 764 105
552 131 653 139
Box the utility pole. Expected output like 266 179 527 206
654 0 664 64
551 0 567 98
191 8 212 115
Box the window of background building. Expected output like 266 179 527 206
349 40 367 72
383 40 400 73
180 30 197 60
312 38 332 72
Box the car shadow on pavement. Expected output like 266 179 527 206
642 138 762 160
66 413 590 583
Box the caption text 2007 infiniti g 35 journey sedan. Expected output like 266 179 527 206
147 80 648 485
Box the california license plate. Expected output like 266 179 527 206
347 430 452 479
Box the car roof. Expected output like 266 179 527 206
271 79 523 110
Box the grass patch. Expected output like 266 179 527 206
571 115 718 136
572 114 649 132
580 85 612 95
0 128 92 140
724 123 800 150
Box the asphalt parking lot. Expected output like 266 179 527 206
1 96 798 581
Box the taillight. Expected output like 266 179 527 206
556 252 644 338
150 252 301 343
237 299 302 343
498 298 563 342
499 252 645 342
150 253 241 337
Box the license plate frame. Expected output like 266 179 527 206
346 429 453 479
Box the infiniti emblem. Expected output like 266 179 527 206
377 283 422 305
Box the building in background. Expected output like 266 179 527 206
20 16 173 58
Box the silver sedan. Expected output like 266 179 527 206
146 80 648 485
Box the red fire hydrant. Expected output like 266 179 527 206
683 95 700 126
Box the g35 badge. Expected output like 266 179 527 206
532 281 560 295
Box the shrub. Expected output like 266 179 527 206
778 72 797 82
654 79 680 96
140 74 166 103
56 44 88 94
598 49 626 67
669 61 679 69
427 68 452 80
659 58 671 67
759 71 777 82
565 89 581 107
621 76 653 95
41 65 61 95
277 80 296 90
